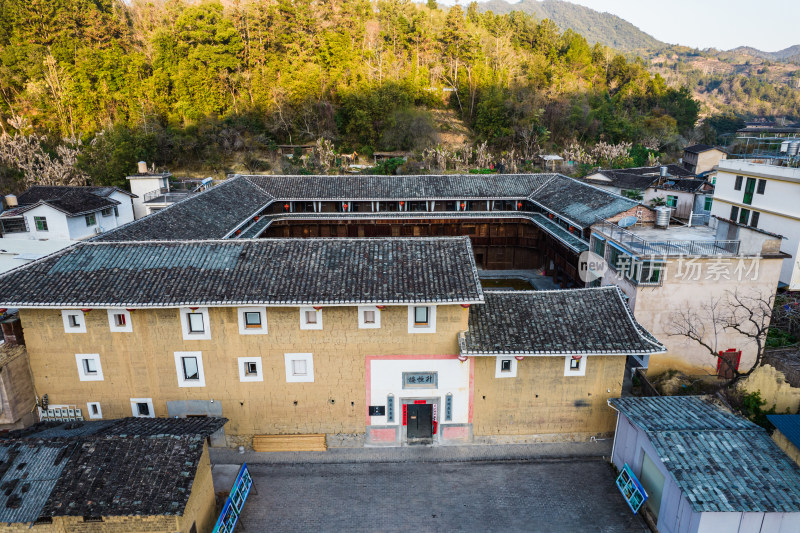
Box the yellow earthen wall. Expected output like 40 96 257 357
472 355 626 436
178 444 216 533
0 515 177 533
20 305 468 437
773 430 800 467
740 364 800 414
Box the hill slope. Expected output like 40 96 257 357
728 45 800 63
479 0 664 52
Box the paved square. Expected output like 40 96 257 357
235 459 648 532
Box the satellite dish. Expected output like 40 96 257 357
617 216 638 228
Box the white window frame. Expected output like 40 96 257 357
174 351 206 387
358 306 381 329
238 357 263 382
284 353 314 383
130 398 155 418
62 310 86 334
564 355 587 377
107 309 132 333
495 356 518 378
407 305 436 333
87 402 103 420
179 307 211 340
76 354 104 382
299 307 323 330
237 307 268 335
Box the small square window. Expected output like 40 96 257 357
363 310 375 324
188 313 204 333
565 356 586 376
34 216 48 231
292 359 307 376
359 306 381 329
244 312 261 327
305 310 317 324
137 403 150 416
114 313 126 327
501 359 512 372
101 208 113 217
85 213 96 226
83 358 97 375
408 306 436 333
182 357 199 380
495 356 517 378
414 306 429 325
246 362 258 376
238 357 263 382
131 398 155 418
87 402 102 420
69 315 80 328
570 358 581 370
107 309 132 333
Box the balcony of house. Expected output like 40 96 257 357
142 178 212 210
592 217 741 259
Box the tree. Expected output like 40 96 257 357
426 0 437 9
669 289 782 387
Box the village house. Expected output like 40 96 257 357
609 396 800 533
680 144 727 177
0 417 224 532
0 237 663 447
591 215 787 375
0 185 136 241
711 158 800 289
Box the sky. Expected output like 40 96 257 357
432 0 800 52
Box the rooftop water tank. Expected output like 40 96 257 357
780 141 790 153
660 166 668 177
137 161 148 174
4 195 17 208
789 141 800 156
655 206 671 229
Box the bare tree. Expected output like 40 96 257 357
669 289 778 387
313 138 336 174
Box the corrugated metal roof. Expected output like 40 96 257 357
768 415 800 452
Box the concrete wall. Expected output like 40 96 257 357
605 255 783 376
109 191 135 226
643 188 695 219
773 430 800 467
66 211 101 240
20 305 468 442
472 355 626 439
2 205 70 241
740 364 800 414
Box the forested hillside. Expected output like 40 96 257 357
0 0 698 189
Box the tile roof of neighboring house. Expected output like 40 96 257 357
13 186 121 217
683 144 719 154
83 185 138 198
459 287 665 355
0 237 483 307
768 414 800 452
583 172 659 191
655 178 710 193
0 417 227 523
763 348 800 388
242 173 555 200
529 174 640 228
93 177 274 242
610 396 800 513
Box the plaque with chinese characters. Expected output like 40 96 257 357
402 372 437 389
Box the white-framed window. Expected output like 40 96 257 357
179 307 211 340
285 353 314 383
107 309 132 333
61 310 87 334
75 354 104 381
130 398 155 418
408 305 436 333
237 307 268 335
564 355 587 377
495 356 518 378
174 351 206 387
85 213 96 226
87 402 103 420
358 306 381 329
300 307 323 330
238 357 263 382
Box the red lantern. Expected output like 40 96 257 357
376 305 387 310
461 304 471 309
460 202 466 209
548 213 554 219
313 306 322 311
343 203 349 211
569 226 574 232
189 307 199 311
284 203 290 211
458 355 468 362
254 216 259 222
236 230 241 235
517 202 523 209
81 308 92 313
515 356 524 361
399 201 405 206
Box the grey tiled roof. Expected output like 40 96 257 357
529 175 640 228
93 177 273 242
583 173 658 191
649 430 800 512
460 287 665 355
242 173 555 200
657 178 709 193
0 237 483 307
684 144 717 154
0 417 228 522
609 396 758 433
610 396 800 513
14 186 120 217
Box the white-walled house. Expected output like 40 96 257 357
711 159 800 289
0 186 136 241
609 396 800 533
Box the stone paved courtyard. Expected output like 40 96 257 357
233 458 648 532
